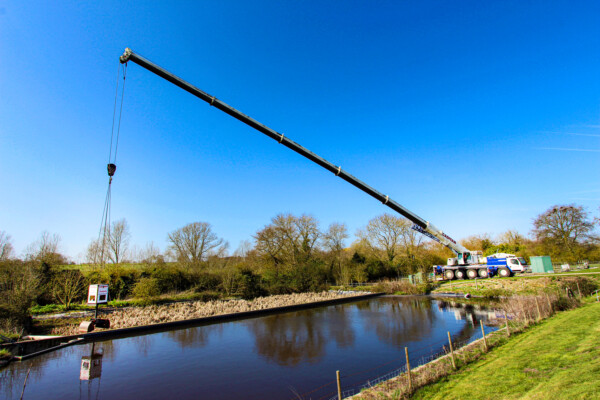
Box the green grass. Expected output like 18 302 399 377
548 266 600 275
59 263 147 271
0 331 21 342
433 274 600 298
0 349 12 360
29 303 92 314
412 301 600 400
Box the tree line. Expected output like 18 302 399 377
0 203 598 333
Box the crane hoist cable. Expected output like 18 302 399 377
98 63 127 265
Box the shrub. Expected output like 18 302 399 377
189 271 221 292
150 264 192 293
132 277 160 300
50 269 87 309
0 260 40 333
374 279 433 295
237 269 265 299
187 291 221 302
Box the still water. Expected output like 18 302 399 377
1 296 497 400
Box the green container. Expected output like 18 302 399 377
530 256 554 273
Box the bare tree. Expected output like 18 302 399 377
532 204 597 259
460 233 493 253
25 231 64 264
357 214 407 263
323 222 350 284
0 231 14 260
295 215 320 260
233 240 253 258
323 222 348 255
255 225 286 265
107 219 131 264
86 238 107 265
167 222 225 266
254 213 320 266
51 270 86 310
138 241 163 263
497 230 526 247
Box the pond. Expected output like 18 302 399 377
1 296 498 400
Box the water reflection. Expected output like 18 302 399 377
436 299 497 344
166 324 224 349
362 297 438 347
246 297 497 367
80 343 103 381
248 310 323 366
0 297 499 400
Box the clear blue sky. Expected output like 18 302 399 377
1 1 599 260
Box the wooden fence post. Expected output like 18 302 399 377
336 370 342 400
405 347 412 392
520 302 528 325
535 297 542 321
447 331 456 369
546 293 553 315
504 311 510 337
576 282 582 298
480 320 488 351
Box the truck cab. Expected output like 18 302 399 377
486 253 529 273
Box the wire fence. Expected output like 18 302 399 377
293 324 496 400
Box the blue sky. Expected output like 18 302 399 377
1 1 599 260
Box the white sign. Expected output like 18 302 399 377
87 284 109 305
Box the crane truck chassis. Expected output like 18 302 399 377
118 48 522 280
434 253 530 280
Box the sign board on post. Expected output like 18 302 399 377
87 284 109 305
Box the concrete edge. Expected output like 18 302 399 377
13 338 84 361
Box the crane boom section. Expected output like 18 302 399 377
119 48 467 254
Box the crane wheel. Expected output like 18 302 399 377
455 269 466 280
499 268 512 277
478 268 489 278
466 269 478 279
444 270 455 280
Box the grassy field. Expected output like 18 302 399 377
432 273 600 298
410 300 600 400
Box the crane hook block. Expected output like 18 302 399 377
107 163 117 177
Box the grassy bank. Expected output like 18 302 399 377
411 300 600 400
432 274 600 298
352 298 600 399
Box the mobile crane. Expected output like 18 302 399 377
118 48 512 280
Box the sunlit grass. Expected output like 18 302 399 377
411 301 600 400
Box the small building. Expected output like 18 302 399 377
530 256 554 273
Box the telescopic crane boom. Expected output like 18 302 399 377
119 48 474 261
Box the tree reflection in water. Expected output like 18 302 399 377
361 297 437 347
246 305 355 366
166 324 224 349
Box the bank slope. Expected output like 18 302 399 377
412 302 600 400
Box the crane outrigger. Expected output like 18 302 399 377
118 48 485 271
